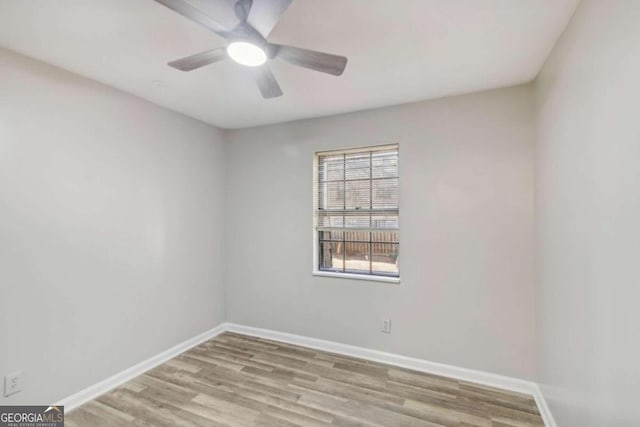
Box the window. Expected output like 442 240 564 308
314 144 399 281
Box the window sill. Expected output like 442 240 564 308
312 270 400 284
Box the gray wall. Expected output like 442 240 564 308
535 1 640 425
225 85 536 380
0 47 227 405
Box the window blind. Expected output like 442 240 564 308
315 145 399 277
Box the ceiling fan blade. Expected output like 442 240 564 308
247 0 293 39
153 0 234 38
272 44 347 76
168 48 227 71
254 65 283 99
234 0 253 22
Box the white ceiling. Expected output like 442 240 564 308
0 0 578 129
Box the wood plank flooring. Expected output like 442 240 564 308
66 332 544 426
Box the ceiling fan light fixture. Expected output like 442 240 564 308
154 0 347 98
226 41 267 67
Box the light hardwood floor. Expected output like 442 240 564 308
66 332 544 426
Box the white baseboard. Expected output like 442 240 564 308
58 321 556 426
58 323 228 411
226 323 555 426
532 384 558 427
226 323 537 394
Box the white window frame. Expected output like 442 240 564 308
312 144 400 284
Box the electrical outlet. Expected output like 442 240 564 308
4 371 22 397
382 319 392 334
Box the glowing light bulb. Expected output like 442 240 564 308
226 41 267 67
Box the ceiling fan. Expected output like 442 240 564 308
154 0 348 99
